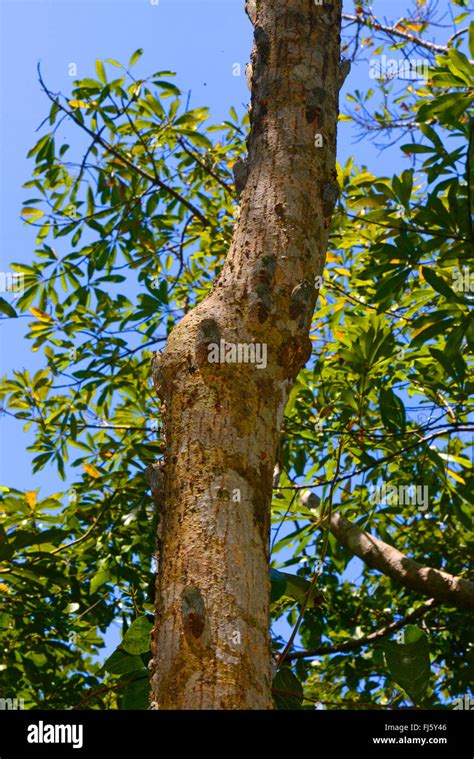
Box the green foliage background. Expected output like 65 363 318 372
0 16 473 709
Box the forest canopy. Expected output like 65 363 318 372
0 1 473 710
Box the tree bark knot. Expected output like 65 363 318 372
181 586 206 639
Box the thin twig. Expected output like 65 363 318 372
287 598 437 660
36 64 209 227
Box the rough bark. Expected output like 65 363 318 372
329 511 474 613
151 0 343 709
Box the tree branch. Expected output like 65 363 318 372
286 598 437 660
176 137 233 193
277 425 474 492
328 511 474 612
343 12 447 55
36 64 210 227
278 438 345 668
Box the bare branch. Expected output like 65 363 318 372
287 598 437 660
328 511 474 612
343 12 447 55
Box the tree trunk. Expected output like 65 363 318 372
151 0 343 709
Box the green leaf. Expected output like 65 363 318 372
122 674 149 709
469 22 474 59
272 667 304 709
27 133 50 159
12 528 67 550
0 298 17 318
421 267 459 301
270 568 287 603
95 60 107 85
179 130 213 150
121 615 152 654
400 143 434 155
380 387 406 433
446 49 473 85
279 571 323 608
384 625 430 704
153 80 181 97
129 49 143 67
410 317 455 348
102 647 145 675
0 527 13 560
284 379 303 418
21 208 44 223
90 569 111 594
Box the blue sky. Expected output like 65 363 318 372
0 0 462 658
1 0 447 489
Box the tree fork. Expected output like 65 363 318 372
151 0 343 709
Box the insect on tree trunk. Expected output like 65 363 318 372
151 0 343 709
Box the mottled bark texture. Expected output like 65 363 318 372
151 0 343 709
